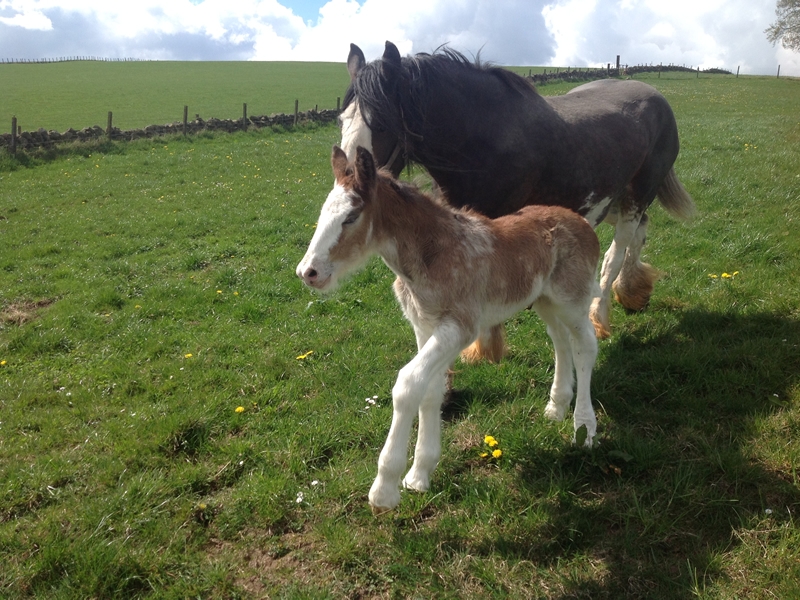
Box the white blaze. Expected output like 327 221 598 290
339 102 373 161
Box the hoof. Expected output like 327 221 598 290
370 504 394 516
402 472 430 493
544 399 568 422
590 312 611 340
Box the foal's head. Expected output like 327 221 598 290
296 146 379 292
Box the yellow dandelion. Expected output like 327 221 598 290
0 360 6 366
708 274 718 279
235 406 245 413
217 290 223 294
233 291 239 296
480 452 489 458
492 449 503 459
733 271 740 276
185 353 193 358
296 350 314 360
484 435 498 447
721 272 731 279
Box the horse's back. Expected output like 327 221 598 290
550 79 676 129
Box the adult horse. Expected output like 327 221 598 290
340 41 695 356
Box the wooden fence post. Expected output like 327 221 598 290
294 99 299 126
736 66 740 78
697 66 700 78
107 111 113 138
10 116 16 155
243 103 247 130
183 105 188 136
777 65 781 78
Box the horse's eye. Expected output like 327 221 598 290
343 211 360 225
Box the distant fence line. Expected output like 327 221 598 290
2 102 341 153
1 57 149 64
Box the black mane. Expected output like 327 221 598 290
343 46 537 167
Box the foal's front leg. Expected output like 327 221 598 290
368 322 467 514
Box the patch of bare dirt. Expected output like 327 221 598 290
1 299 56 326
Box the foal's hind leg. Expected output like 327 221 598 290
537 299 599 446
533 300 575 422
591 212 643 339
612 213 661 311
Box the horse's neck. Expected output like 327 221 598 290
371 179 466 283
408 69 562 210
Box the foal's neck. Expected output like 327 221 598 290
372 176 474 282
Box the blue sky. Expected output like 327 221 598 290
0 0 797 76
284 0 326 24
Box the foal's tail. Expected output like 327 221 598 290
657 167 696 220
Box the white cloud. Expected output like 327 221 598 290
0 0 796 76
0 8 52 30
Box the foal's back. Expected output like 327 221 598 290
480 205 600 307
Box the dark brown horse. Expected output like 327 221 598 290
339 41 695 356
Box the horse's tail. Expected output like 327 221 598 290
656 167 696 220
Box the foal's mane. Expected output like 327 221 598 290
343 46 538 168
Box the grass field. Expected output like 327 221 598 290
1 61 351 132
1 70 799 598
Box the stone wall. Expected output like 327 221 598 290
1 108 340 152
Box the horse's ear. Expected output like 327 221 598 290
331 146 348 181
347 44 366 81
381 41 402 77
354 146 377 195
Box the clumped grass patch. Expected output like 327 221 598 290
1 74 799 598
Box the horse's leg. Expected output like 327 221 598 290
612 213 661 311
590 212 643 339
460 323 506 363
533 299 575 422
565 312 599 447
368 321 469 514
403 366 448 493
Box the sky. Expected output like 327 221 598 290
1 0 798 76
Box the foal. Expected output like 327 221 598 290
297 146 601 514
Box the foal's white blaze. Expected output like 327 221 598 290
296 183 361 291
339 102 373 161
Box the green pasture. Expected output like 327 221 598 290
1 71 799 598
1 61 351 132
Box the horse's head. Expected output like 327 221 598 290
296 146 378 292
340 42 407 177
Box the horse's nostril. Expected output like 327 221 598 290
307 269 318 280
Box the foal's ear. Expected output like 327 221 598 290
331 146 349 180
354 146 377 194
381 41 402 76
347 44 366 81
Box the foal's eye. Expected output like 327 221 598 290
343 211 360 225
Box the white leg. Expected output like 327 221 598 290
368 321 469 514
591 214 642 338
403 368 448 492
566 314 599 447
534 300 574 422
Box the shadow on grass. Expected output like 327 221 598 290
475 308 800 598
406 309 799 597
